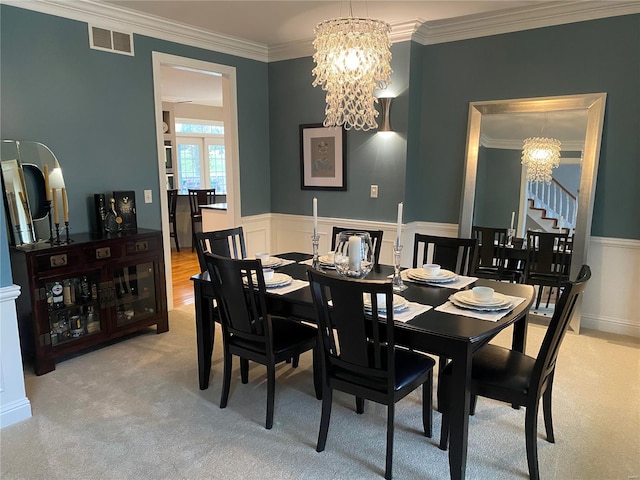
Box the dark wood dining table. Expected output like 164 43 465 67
191 252 535 480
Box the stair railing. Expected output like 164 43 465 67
527 179 577 231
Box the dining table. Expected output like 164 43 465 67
191 252 535 480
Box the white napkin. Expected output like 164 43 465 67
393 271 479 290
434 295 527 322
298 258 315 266
385 302 433 323
266 279 309 295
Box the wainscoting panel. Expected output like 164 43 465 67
581 236 640 337
240 214 271 256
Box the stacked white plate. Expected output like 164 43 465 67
245 273 293 289
405 268 458 284
318 255 336 269
258 257 285 268
449 290 513 311
363 293 409 314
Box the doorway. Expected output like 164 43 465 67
152 52 241 310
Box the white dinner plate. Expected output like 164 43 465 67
406 268 458 283
257 257 283 268
452 290 511 307
245 272 292 288
449 291 512 311
363 293 408 313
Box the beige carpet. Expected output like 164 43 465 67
1 305 639 480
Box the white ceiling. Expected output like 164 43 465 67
104 0 544 46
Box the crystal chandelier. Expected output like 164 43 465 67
312 14 392 131
521 136 562 184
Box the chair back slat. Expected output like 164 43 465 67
167 189 178 219
531 265 591 389
195 227 246 271
307 270 395 389
331 227 384 265
412 234 477 275
526 231 570 278
204 253 269 345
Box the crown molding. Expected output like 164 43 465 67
415 1 640 45
3 0 639 62
1 0 269 62
267 19 421 62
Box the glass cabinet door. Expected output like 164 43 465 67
45 274 102 346
113 262 157 327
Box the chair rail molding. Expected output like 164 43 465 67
0 284 32 429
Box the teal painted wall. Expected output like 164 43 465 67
2 8 639 287
0 5 270 233
268 42 412 221
474 147 521 228
405 14 640 240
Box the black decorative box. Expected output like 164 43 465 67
113 191 137 231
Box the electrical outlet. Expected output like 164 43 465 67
370 185 378 198
144 189 152 204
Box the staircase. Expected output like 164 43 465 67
527 180 576 234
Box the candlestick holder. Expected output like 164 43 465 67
64 221 73 244
54 222 62 245
311 233 320 269
46 200 54 243
392 244 407 292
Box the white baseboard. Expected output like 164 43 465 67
240 215 639 338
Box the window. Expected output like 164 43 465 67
175 119 226 195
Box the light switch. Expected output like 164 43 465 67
370 185 378 198
144 189 152 203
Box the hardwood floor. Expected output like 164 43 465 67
171 248 200 307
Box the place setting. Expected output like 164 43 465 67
435 286 527 322
244 268 308 295
362 293 432 323
400 263 478 290
253 252 296 269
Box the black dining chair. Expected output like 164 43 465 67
524 230 571 309
167 189 180 252
204 253 321 430
188 188 216 252
195 227 246 272
331 227 384 265
438 265 591 480
307 269 435 480
412 234 477 275
471 226 519 282
411 233 477 389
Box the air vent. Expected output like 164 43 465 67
89 25 134 56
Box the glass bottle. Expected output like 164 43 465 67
51 281 64 309
80 275 90 300
104 198 122 233
63 279 73 306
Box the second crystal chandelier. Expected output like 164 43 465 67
312 8 392 131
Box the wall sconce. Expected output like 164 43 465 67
377 97 393 132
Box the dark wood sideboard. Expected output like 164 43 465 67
10 229 169 375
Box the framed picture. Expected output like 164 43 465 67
300 123 347 190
